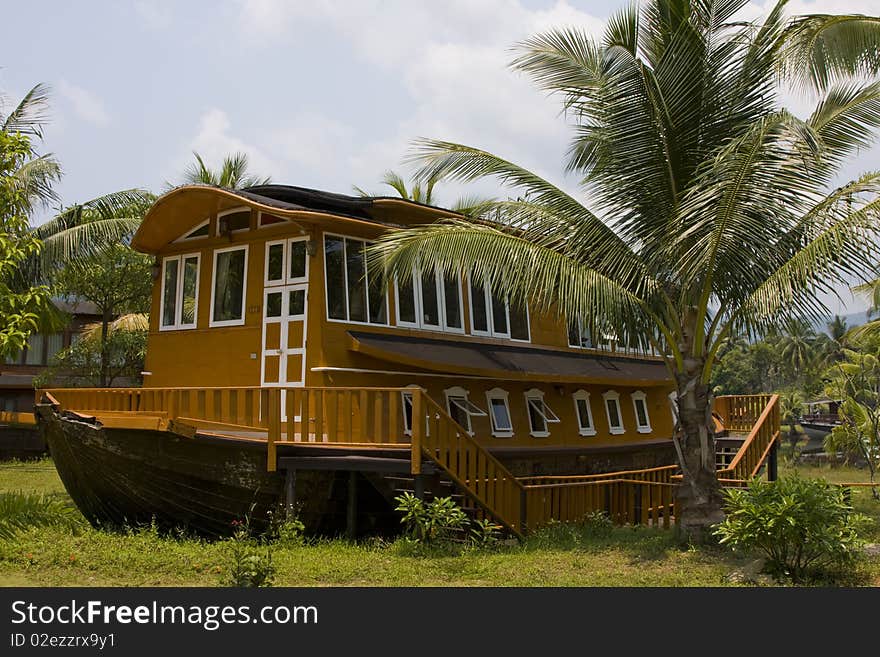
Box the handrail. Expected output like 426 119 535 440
412 389 526 536
519 464 678 486
716 393 780 480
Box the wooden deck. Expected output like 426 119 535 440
37 387 781 535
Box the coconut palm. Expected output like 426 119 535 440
1 83 61 215
10 189 156 288
778 320 818 382
180 151 271 189
354 169 493 214
371 0 880 538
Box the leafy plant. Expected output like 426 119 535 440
582 510 614 538
394 493 470 545
468 518 503 548
0 491 83 540
219 520 276 587
264 506 306 546
714 475 870 582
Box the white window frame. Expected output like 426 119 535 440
568 316 593 349
401 384 424 436
524 388 559 438
443 386 486 435
602 390 625 435
485 387 514 438
323 233 389 327
216 207 252 236
631 390 653 434
467 273 530 342
159 253 200 331
209 244 249 328
572 389 597 436
173 219 210 243
394 266 464 334
257 211 291 228
265 237 310 287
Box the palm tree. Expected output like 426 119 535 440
180 151 271 189
779 390 806 462
778 320 818 382
371 0 880 539
354 169 493 214
1 83 61 215
10 189 156 288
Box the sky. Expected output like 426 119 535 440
2 0 878 317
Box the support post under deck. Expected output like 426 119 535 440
413 474 426 500
767 442 778 482
285 468 297 518
346 471 358 541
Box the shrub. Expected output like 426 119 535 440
395 493 468 544
468 518 503 548
219 520 276 587
582 510 614 538
713 475 870 582
264 507 306 546
0 491 83 540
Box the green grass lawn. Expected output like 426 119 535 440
0 457 877 587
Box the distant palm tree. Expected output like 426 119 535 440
180 151 271 189
779 320 818 381
11 189 156 288
1 83 61 213
354 170 439 205
372 1 880 538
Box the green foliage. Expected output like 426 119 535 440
468 518 503 548
0 491 83 540
0 130 54 359
179 151 270 190
264 507 306 546
34 327 147 388
219 520 276 587
394 493 469 545
714 476 870 582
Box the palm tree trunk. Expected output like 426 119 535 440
674 356 724 542
99 309 110 388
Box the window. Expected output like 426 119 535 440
631 391 652 433
400 385 431 436
161 253 200 330
210 246 248 327
485 388 513 437
468 273 530 341
602 390 625 435
45 333 64 362
395 266 464 333
175 220 209 241
444 386 486 434
568 316 593 348
524 388 560 437
572 390 596 436
258 212 288 228
24 334 44 365
324 235 387 325
217 208 251 235
265 238 309 286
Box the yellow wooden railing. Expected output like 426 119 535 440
411 391 526 535
37 386 779 534
524 478 678 529
714 393 780 481
0 410 36 426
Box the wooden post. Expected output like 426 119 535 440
767 440 778 482
346 471 358 540
411 389 423 475
413 474 426 501
520 487 528 534
267 388 280 472
285 468 297 517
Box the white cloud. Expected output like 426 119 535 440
168 108 281 184
58 80 109 126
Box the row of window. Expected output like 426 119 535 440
323 234 530 340
401 386 653 438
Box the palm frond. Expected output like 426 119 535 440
782 14 880 92
1 83 51 138
8 153 61 209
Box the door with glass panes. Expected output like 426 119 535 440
261 237 309 391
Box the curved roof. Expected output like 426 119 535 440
132 184 461 254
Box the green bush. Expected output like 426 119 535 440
394 493 469 544
219 520 276 587
713 475 870 582
0 491 83 540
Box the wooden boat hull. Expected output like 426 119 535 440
36 405 289 537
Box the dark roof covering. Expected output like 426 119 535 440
241 185 375 220
348 331 671 385
51 298 100 316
